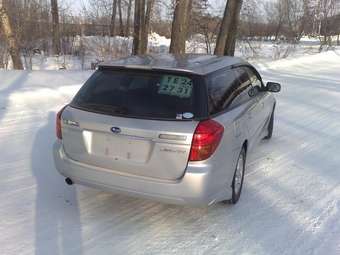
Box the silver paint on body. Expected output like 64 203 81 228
53 54 277 205
53 92 275 205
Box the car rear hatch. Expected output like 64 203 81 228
60 68 207 181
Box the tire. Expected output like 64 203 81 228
264 106 275 140
230 147 247 204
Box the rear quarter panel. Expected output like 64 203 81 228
209 103 253 192
208 92 277 196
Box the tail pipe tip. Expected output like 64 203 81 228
65 178 74 185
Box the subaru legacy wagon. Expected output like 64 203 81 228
53 54 281 205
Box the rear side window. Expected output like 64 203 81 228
71 70 198 120
207 67 255 115
207 69 239 115
229 68 253 108
244 66 263 88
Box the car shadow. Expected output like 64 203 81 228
31 112 82 255
0 71 28 123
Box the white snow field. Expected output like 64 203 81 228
1 51 340 255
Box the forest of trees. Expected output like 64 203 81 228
0 0 340 70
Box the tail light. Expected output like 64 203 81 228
189 120 224 161
56 105 67 139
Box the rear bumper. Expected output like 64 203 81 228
53 141 231 205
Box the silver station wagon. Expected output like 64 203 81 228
53 54 281 205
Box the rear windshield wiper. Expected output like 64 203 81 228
78 103 129 114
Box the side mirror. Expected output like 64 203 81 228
248 85 261 97
266 82 281 93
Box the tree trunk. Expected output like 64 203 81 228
133 0 154 55
51 0 61 55
299 0 310 39
214 0 243 56
0 0 24 69
140 0 155 54
110 0 117 36
125 0 132 37
274 16 283 41
118 0 124 36
169 0 191 54
133 0 144 55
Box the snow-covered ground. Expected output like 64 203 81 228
1 50 340 254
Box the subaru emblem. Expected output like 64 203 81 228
110 127 121 134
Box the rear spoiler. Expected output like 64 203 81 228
98 65 197 76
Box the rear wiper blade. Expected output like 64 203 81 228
79 103 129 114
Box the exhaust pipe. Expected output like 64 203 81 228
65 178 73 185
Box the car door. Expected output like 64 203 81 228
231 67 263 150
206 68 248 151
244 66 273 133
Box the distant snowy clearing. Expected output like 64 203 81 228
4 34 338 71
1 50 340 254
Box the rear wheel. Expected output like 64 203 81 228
229 147 246 204
264 107 275 140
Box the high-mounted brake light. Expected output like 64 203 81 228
189 120 224 161
56 105 67 139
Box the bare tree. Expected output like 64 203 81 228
169 0 192 54
282 0 307 42
141 0 155 53
118 0 124 36
51 0 61 55
189 0 219 54
133 0 144 55
0 0 24 69
125 0 132 36
262 1 285 40
263 0 311 42
110 0 118 36
317 0 337 46
300 0 313 36
215 0 243 56
133 0 155 55
240 0 260 38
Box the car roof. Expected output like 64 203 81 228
98 54 249 75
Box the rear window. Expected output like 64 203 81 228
71 69 198 120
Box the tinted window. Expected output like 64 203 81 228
235 67 250 86
207 69 239 115
244 66 262 87
228 68 253 108
71 70 197 120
